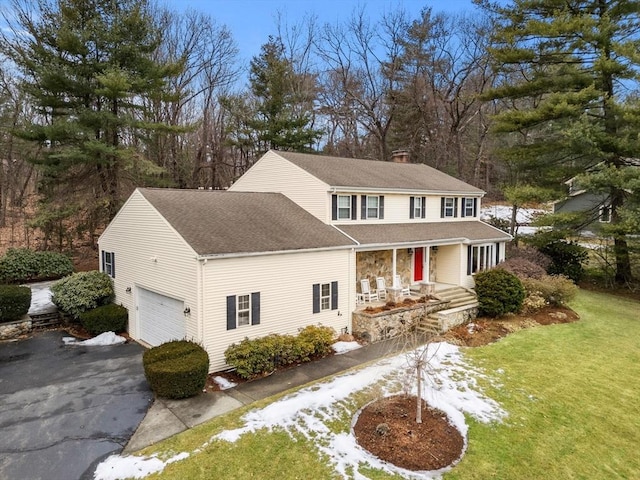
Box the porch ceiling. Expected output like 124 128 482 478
337 221 511 246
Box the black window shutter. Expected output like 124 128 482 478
351 195 357 220
251 292 260 325
101 250 106 272
473 198 478 217
111 252 115 278
379 196 384 219
361 195 367 219
454 198 459 217
467 246 473 275
312 283 320 314
495 242 500 265
421 197 426 218
409 197 415 219
440 198 445 218
461 198 467 217
331 194 337 220
331 281 338 310
226 295 236 330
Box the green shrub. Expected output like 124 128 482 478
225 326 336 379
0 248 73 283
298 325 336 357
0 284 32 323
521 275 579 306
143 340 209 399
525 233 588 282
475 268 526 318
79 304 128 335
51 271 114 319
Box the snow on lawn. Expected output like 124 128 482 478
94 342 505 480
480 204 548 224
27 281 57 315
213 376 237 390
63 332 126 346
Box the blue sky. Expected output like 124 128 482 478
162 0 479 63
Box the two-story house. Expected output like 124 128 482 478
99 150 511 371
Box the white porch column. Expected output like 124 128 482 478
424 246 431 282
392 248 398 286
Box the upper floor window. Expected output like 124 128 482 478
599 205 611 223
361 195 385 220
332 194 357 221
441 197 458 218
410 196 426 219
312 281 338 313
226 292 260 330
462 197 477 218
101 250 115 278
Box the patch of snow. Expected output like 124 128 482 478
332 341 362 354
27 282 57 315
213 376 237 390
93 452 188 480
94 343 506 480
480 205 547 224
64 332 126 346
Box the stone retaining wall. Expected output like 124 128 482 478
352 301 445 343
0 316 33 341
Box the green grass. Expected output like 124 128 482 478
140 290 640 480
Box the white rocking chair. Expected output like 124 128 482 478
376 277 388 300
360 279 379 302
395 275 411 297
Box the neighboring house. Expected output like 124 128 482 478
99 150 511 371
553 177 612 234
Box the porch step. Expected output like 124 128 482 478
415 316 441 336
435 287 477 309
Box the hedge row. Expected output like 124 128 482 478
79 304 128 335
224 325 336 379
0 248 73 284
143 340 209 399
0 285 32 323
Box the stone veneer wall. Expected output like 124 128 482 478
352 301 445 343
0 316 32 341
356 249 412 290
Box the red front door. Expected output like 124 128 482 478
414 247 424 282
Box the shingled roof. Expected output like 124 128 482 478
337 221 511 246
138 188 355 256
273 151 484 194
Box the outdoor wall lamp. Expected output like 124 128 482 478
125 286 132 293
407 248 414 255
183 307 191 315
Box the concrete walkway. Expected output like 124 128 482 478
124 338 404 453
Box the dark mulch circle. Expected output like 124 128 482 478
353 395 465 472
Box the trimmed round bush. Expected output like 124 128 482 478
0 284 32 323
143 340 209 399
79 304 128 335
475 268 526 318
297 325 336 356
51 271 114 319
0 248 73 283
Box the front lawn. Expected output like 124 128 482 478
100 290 640 480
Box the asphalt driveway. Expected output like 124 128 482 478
0 330 152 480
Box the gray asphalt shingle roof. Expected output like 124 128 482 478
274 150 484 194
338 221 511 245
138 188 355 255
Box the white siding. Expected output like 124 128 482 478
434 244 462 285
229 151 330 221
201 249 353 372
98 190 199 343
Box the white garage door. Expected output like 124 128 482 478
138 288 186 346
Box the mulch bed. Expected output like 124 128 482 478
353 395 464 472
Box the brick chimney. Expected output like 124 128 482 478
391 149 410 163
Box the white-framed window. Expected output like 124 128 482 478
102 250 115 278
226 292 260 330
367 196 380 219
442 197 457 218
312 281 338 313
599 205 611 223
411 196 425 219
237 294 251 326
467 244 497 275
337 195 352 219
463 198 476 217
